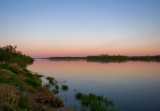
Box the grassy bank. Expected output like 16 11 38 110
0 45 72 111
0 63 64 110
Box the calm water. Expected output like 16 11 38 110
28 59 160 111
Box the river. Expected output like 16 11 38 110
28 59 160 111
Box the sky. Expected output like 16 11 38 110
0 0 160 57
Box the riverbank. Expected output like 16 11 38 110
0 45 73 111
0 63 61 110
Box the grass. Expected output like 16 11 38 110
17 96 29 109
45 77 69 94
25 77 41 88
75 92 118 111
62 84 68 91
46 77 55 85
0 63 20 74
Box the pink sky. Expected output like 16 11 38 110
14 40 160 58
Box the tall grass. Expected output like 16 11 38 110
76 92 118 111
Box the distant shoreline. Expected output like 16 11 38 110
48 57 86 59
44 55 160 62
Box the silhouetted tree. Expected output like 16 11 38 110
1 45 17 53
0 45 34 67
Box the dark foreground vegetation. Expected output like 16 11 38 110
45 77 69 94
0 45 72 111
75 92 119 111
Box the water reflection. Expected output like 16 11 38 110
28 59 160 111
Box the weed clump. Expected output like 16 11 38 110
45 77 69 95
46 77 55 85
76 92 83 99
52 89 59 94
62 85 68 91
76 92 118 111
55 85 59 90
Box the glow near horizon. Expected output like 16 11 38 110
0 0 160 57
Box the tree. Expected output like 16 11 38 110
1 45 17 53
